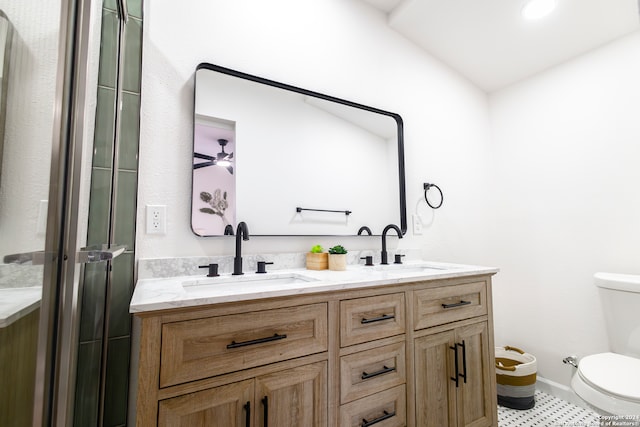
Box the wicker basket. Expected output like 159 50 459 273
495 345 537 410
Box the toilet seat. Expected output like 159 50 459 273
578 353 640 401
572 352 640 415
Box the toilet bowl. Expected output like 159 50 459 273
571 272 640 415
571 352 640 415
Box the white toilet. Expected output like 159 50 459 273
571 272 640 415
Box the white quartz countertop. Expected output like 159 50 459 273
0 287 42 328
130 261 498 314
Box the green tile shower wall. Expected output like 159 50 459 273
119 92 141 171
123 17 142 92
109 253 134 338
92 87 115 169
103 336 131 426
73 341 102 427
75 0 142 426
104 0 142 20
79 262 107 342
98 10 118 88
115 170 138 249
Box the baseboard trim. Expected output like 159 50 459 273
536 376 592 409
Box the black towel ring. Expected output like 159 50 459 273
423 183 443 209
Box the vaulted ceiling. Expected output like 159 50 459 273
361 0 640 92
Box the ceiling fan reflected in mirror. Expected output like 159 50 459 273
194 138 234 174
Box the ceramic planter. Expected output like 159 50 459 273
328 253 347 271
306 252 328 270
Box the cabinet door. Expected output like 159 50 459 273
256 361 327 427
455 322 494 427
414 330 457 427
158 379 254 427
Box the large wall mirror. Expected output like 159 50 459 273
192 63 406 236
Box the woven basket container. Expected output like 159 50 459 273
495 345 537 410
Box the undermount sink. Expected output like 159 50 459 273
371 263 458 275
182 272 318 290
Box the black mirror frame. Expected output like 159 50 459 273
192 62 407 236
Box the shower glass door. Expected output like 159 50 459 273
0 0 102 425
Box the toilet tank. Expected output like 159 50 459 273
594 272 640 358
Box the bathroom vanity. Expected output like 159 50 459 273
131 262 498 427
0 287 40 427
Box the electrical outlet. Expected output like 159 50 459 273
146 205 166 234
412 214 423 235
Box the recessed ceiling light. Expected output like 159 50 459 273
521 0 558 20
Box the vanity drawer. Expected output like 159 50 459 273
339 385 406 427
340 293 405 347
340 342 405 404
159 303 328 387
413 281 487 330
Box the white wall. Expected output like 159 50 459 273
489 31 640 386
138 0 640 392
138 0 492 261
139 0 640 392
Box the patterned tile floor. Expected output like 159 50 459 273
498 390 602 426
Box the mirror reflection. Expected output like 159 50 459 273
0 10 12 187
193 120 236 234
192 63 406 236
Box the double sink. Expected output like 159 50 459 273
129 259 499 313
181 262 457 294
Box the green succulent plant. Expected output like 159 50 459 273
310 244 324 253
328 245 347 254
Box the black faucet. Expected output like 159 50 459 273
198 263 219 277
360 255 374 266
357 226 372 236
256 261 273 274
380 224 403 265
233 222 250 275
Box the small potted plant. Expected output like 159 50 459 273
306 244 328 270
328 245 348 271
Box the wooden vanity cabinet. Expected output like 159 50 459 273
255 361 328 426
340 293 405 347
158 361 327 427
134 274 497 427
159 303 328 388
412 280 496 427
338 293 407 426
158 379 254 426
414 321 494 427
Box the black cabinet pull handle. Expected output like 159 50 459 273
244 401 250 427
450 345 459 387
361 314 395 324
361 410 395 427
361 365 396 380
262 396 268 427
442 300 471 309
227 333 287 349
459 340 467 383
